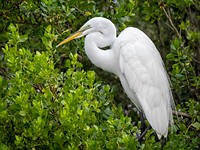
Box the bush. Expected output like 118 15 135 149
0 0 199 149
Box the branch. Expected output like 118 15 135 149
172 110 191 118
161 5 181 38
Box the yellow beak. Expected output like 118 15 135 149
56 31 82 48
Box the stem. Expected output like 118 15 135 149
161 6 181 38
172 110 191 118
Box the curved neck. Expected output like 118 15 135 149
84 28 118 74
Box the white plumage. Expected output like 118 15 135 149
57 17 174 139
116 27 173 138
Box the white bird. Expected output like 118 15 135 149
57 17 174 139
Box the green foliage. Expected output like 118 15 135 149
1 23 140 149
0 0 199 149
166 38 199 101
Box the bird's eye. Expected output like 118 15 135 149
85 25 91 30
80 25 91 32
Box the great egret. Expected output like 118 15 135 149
57 17 174 139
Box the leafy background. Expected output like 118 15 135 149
0 0 199 149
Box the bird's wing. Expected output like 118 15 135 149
118 27 173 138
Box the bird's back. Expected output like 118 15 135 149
112 27 174 138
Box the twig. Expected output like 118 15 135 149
74 5 86 17
172 110 191 118
161 5 200 64
161 5 181 38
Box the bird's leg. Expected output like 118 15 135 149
160 137 167 148
136 112 151 142
137 125 151 142
140 112 146 133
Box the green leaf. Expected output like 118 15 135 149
19 35 28 43
8 23 17 32
166 53 176 61
45 25 51 33
191 122 200 130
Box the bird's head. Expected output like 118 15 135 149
56 17 115 47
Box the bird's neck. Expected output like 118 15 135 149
84 33 118 75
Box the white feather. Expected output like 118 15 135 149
116 27 173 138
